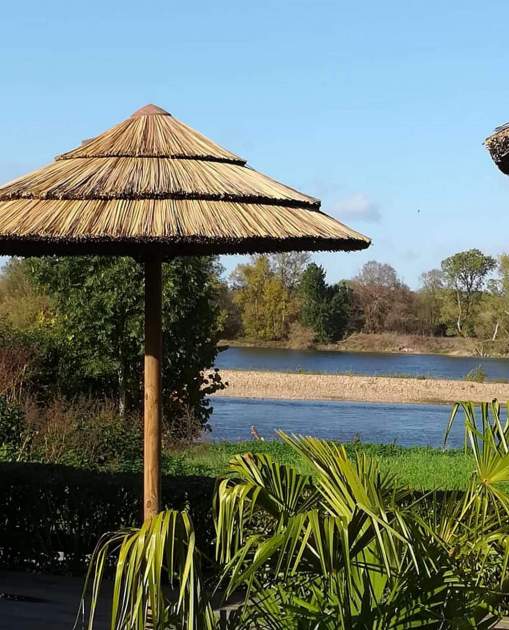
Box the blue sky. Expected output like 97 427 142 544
1 0 509 288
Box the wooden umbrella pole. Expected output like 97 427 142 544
144 256 163 520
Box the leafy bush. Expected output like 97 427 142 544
25 255 225 430
21 397 143 470
0 395 24 448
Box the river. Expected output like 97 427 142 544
209 346 508 446
216 346 509 381
209 397 463 448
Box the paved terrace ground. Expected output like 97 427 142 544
0 571 241 629
215 370 509 405
1 571 509 629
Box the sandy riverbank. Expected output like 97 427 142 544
220 333 509 358
215 369 509 405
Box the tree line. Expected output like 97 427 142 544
219 248 509 346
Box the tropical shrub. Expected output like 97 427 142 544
80 401 509 629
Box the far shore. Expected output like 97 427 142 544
215 369 509 405
219 333 509 359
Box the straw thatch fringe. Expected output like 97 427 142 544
0 104 371 256
0 234 368 258
485 124 509 174
0 158 318 206
0 198 366 240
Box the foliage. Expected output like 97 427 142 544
0 442 478 579
474 253 509 343
418 268 446 335
224 250 509 347
24 255 224 430
79 402 509 628
77 511 216 630
272 252 311 291
0 461 215 575
350 260 420 334
1 417 477 489
214 278 242 339
299 263 351 342
231 255 297 341
465 365 487 383
214 419 509 627
20 397 143 469
0 395 24 449
441 248 496 336
0 257 52 330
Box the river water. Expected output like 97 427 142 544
209 346 508 446
209 397 462 447
216 346 509 381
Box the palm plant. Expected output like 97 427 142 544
215 428 509 628
75 510 216 630
79 401 509 629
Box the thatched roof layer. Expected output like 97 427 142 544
485 123 509 174
0 104 370 257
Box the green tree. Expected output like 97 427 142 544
213 278 242 339
26 255 223 430
299 263 351 342
418 269 446 335
475 253 509 343
441 249 496 336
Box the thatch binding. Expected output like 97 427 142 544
485 123 509 175
0 105 370 256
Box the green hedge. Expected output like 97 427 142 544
0 462 215 575
1 460 464 577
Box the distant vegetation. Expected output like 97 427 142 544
219 248 509 355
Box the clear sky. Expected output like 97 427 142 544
1 0 509 288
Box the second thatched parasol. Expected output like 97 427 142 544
485 122 509 174
0 104 371 519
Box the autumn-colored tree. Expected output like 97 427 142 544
0 258 52 330
231 256 296 340
350 261 419 334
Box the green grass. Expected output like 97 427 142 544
160 440 475 490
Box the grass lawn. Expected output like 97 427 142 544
161 440 475 490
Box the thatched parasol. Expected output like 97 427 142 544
485 122 509 174
0 104 370 519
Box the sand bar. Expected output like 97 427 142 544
215 370 509 405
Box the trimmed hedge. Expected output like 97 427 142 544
0 462 215 575
1 461 464 577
